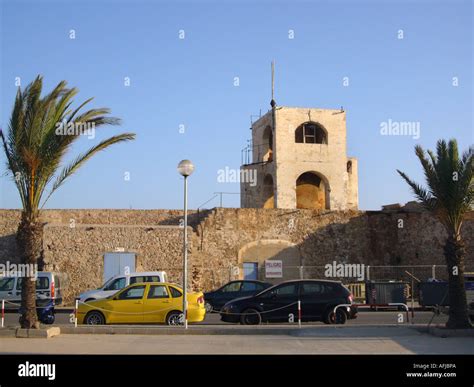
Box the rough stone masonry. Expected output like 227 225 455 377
0 205 473 304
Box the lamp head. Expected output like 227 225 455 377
177 159 195 177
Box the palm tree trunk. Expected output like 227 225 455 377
444 235 471 329
16 213 43 329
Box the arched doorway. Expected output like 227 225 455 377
238 240 301 284
263 174 274 208
296 172 328 210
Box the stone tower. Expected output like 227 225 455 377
240 104 358 210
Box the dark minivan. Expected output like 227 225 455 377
220 279 357 325
204 280 272 312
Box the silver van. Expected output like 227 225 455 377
77 271 168 303
0 272 63 309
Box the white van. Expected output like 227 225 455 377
0 272 63 309
77 271 168 303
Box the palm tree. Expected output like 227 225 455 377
1 76 135 328
397 139 473 329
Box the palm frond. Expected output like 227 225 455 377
398 139 473 236
1 76 136 215
40 133 135 207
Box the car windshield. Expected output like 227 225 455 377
0 277 15 291
100 277 114 289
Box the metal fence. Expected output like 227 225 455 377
166 263 474 296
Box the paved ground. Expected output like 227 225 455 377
2 309 448 326
2 309 459 355
0 326 472 354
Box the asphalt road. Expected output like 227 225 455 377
3 308 448 326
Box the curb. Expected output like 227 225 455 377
1 324 430 337
58 324 423 336
426 326 474 338
60 326 299 335
0 327 61 338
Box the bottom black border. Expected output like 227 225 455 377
0 354 472 386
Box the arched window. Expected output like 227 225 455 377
347 160 352 174
262 126 273 162
295 122 327 144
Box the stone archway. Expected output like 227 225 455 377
296 171 329 210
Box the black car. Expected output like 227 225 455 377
204 280 272 313
220 279 357 325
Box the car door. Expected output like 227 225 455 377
143 284 173 323
0 277 17 307
257 283 299 323
302 282 343 321
107 284 145 324
299 282 330 321
240 281 261 297
215 281 243 309
16 277 50 303
34 275 51 303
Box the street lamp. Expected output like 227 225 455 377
177 159 195 329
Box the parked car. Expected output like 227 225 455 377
77 282 205 325
77 271 167 303
204 280 272 312
220 279 357 325
0 271 63 309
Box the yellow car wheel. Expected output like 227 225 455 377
166 311 183 326
85 311 106 325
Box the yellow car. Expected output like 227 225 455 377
77 282 206 325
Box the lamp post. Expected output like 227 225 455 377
177 159 195 329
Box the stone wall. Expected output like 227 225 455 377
0 209 199 303
191 208 474 289
0 207 473 304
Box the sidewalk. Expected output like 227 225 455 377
1 326 473 354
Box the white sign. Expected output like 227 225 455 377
231 266 240 276
265 260 283 278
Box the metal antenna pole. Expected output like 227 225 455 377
271 60 275 103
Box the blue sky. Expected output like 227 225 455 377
0 0 472 210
